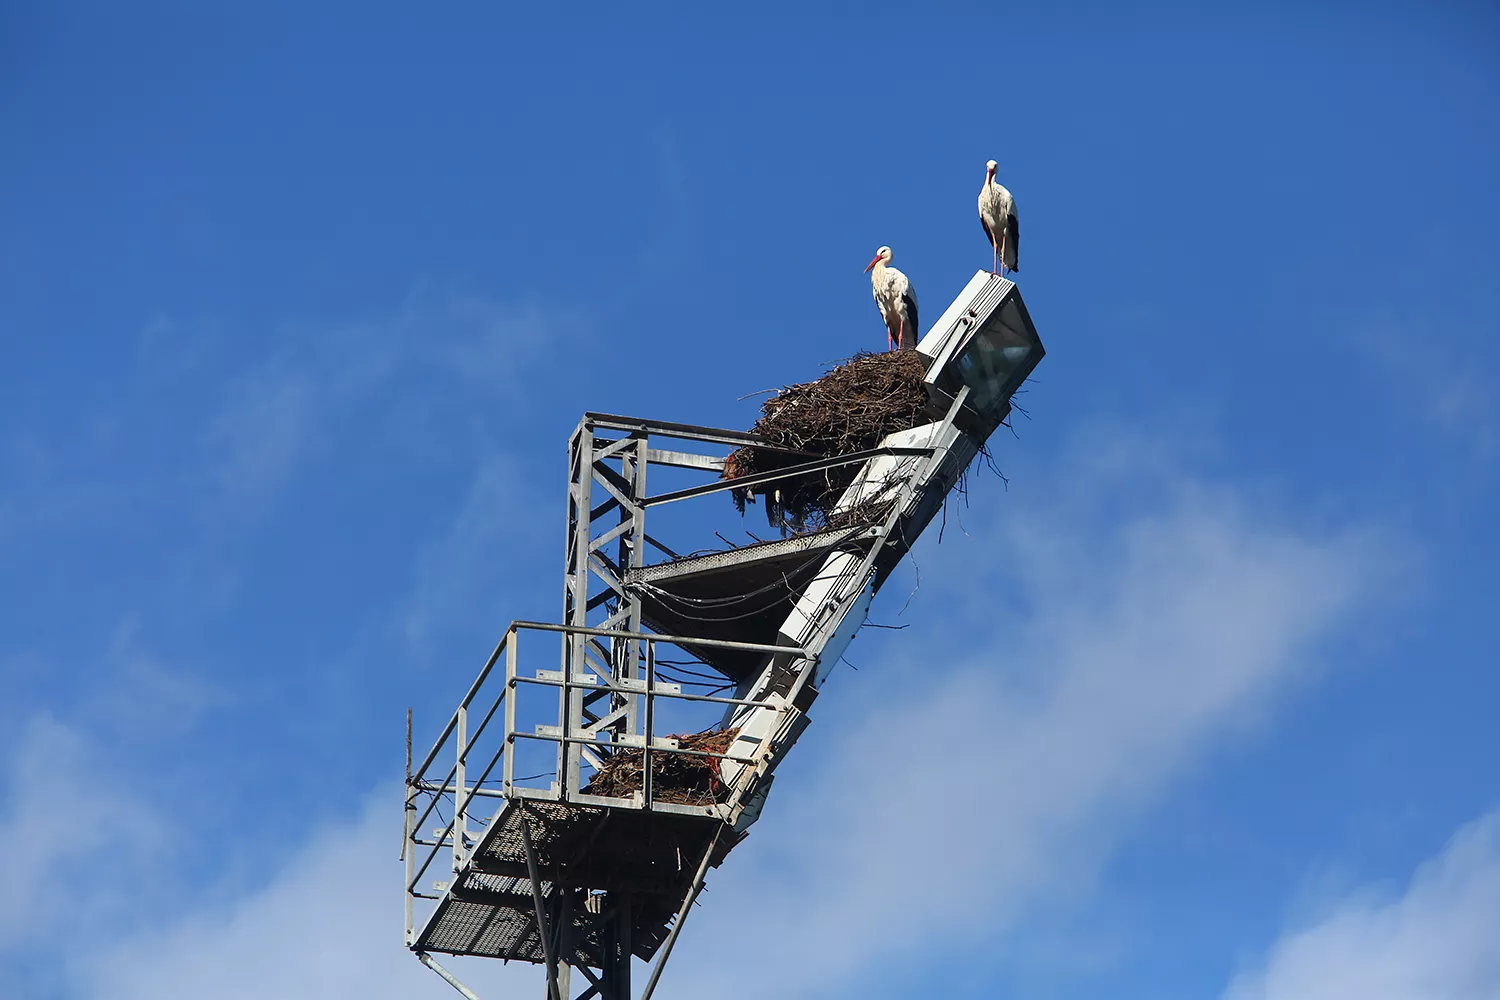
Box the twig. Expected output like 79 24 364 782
980 447 1010 490
898 546 921 616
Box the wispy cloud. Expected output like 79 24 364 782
74 790 530 1000
194 286 578 512
400 455 522 657
0 628 220 995
1356 317 1499 460
0 715 162 949
2 284 575 629
202 356 320 505
93 618 222 736
1223 806 1500 1000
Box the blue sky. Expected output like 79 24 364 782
2 3 1498 997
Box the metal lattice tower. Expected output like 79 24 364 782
403 271 1044 1000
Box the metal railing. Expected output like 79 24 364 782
402 620 811 932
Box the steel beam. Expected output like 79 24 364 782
640 445 935 508
639 823 723 1000
582 412 769 448
520 813 560 1000
417 953 484 1000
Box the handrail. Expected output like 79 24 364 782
404 621 803 900
582 411 770 448
511 730 764 767
514 673 777 709
411 630 511 781
508 620 812 657
410 623 808 790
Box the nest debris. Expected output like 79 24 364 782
581 728 740 806
723 350 930 530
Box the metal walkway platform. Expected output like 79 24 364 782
415 799 726 966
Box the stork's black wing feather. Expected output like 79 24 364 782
1005 211 1020 272
900 291 919 350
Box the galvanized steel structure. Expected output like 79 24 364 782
403 271 1045 999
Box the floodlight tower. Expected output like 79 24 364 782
403 272 1044 1000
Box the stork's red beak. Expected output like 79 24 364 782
863 255 881 273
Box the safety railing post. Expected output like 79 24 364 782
454 700 467 871
403 708 415 945
503 628 517 794
643 637 654 807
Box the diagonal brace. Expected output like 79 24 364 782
639 823 725 1000
520 812 562 1000
417 952 484 1000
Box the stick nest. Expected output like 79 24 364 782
581 728 740 806
723 350 930 531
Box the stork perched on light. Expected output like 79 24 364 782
864 245 919 352
978 159 1019 276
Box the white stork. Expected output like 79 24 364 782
864 245 919 351
978 159 1019 276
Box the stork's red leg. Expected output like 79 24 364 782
992 243 999 276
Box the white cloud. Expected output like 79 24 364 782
1223 807 1500 1000
650 441 1383 996
0 714 161 946
76 790 538 1000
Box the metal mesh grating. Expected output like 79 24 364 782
420 897 544 960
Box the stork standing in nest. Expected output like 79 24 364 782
978 159 1019 276
864 245 919 351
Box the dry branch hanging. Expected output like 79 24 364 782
722 351 930 530
582 729 740 806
